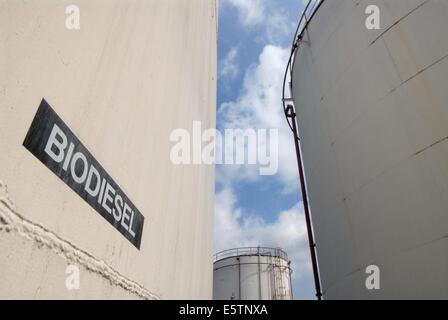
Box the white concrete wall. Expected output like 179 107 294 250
213 255 292 300
0 0 217 299
292 0 448 299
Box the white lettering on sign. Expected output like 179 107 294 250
45 124 67 163
24 99 144 249
44 124 138 238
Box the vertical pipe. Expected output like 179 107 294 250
272 259 277 300
237 256 241 300
257 247 262 300
286 105 323 300
269 256 274 300
289 263 294 300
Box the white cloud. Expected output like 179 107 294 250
223 0 266 27
218 44 299 193
214 186 312 280
219 47 240 80
222 0 301 46
215 0 315 298
265 9 296 44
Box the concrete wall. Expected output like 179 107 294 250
0 0 217 299
213 255 292 300
292 0 448 299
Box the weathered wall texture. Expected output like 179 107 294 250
0 0 217 299
292 0 448 299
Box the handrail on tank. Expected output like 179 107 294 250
281 0 326 300
213 247 289 263
283 0 323 123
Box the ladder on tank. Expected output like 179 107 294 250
269 255 289 300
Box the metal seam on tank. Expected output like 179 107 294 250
315 42 448 152
415 135 448 156
0 180 160 300
400 51 448 88
294 0 433 109
323 233 448 295
382 37 404 83
321 267 362 296
331 52 448 201
303 0 359 56
369 0 431 47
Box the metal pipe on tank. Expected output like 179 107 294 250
257 247 262 300
286 105 323 300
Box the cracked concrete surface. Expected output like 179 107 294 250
0 181 160 300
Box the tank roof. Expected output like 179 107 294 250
213 247 289 263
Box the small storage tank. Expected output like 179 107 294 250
213 247 293 300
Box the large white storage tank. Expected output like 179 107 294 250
213 247 293 300
0 0 217 299
290 0 448 299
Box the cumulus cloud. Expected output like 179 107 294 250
215 0 314 298
214 187 312 279
219 47 240 80
218 45 299 193
214 45 312 296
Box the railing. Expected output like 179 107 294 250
213 247 289 263
281 0 326 300
290 0 322 48
282 0 324 131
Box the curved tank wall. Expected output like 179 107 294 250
213 248 293 300
0 0 217 299
291 0 448 299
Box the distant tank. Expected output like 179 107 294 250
213 247 293 300
288 0 448 299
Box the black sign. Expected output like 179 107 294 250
23 99 144 249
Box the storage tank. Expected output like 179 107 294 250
0 0 217 299
288 0 448 299
213 247 293 300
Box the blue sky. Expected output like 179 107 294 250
215 0 316 300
